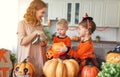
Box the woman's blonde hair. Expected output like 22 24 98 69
56 19 68 28
24 0 47 26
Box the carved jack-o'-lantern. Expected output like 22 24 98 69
46 49 54 59
13 58 35 77
106 51 120 63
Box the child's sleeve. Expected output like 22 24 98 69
68 42 94 59
66 37 72 47
65 37 72 53
17 21 26 45
76 43 94 59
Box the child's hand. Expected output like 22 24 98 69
56 45 67 52
60 46 68 52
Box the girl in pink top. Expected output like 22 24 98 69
17 0 47 76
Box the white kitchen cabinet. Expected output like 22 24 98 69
92 0 120 27
43 0 66 25
91 1 104 27
80 0 92 18
64 0 81 26
44 0 120 27
65 0 120 27
48 0 66 20
64 0 99 26
103 0 120 27
90 0 120 27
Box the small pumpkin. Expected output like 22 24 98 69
71 36 80 41
52 42 66 53
13 58 35 77
46 49 54 59
46 42 66 59
80 62 99 77
43 58 79 77
106 51 120 63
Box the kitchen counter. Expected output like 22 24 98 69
72 40 120 45
93 40 120 44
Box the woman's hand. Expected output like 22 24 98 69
34 30 43 36
40 40 48 47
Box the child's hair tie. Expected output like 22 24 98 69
87 19 91 29
82 13 93 29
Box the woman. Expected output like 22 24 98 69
17 0 47 76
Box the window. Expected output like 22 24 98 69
75 3 79 24
67 3 72 23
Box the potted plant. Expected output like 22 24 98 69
96 35 101 42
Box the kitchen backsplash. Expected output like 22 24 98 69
44 20 120 42
92 28 119 41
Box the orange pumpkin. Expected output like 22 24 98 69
13 58 35 77
80 63 99 77
52 42 66 53
106 51 120 63
71 36 80 41
46 49 54 59
43 58 79 77
46 42 66 59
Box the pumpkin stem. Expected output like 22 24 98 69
23 56 30 63
86 58 93 65
23 58 27 63
88 62 93 67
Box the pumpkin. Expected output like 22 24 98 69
106 51 120 63
43 58 79 77
13 58 35 77
80 63 99 77
46 49 54 59
71 36 80 41
52 42 66 53
46 42 66 59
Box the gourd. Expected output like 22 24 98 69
13 58 35 77
106 51 120 63
43 58 79 77
80 62 99 77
